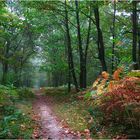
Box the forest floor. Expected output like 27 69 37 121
1 74 139 139
32 89 82 139
32 78 140 139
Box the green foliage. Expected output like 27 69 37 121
127 71 140 78
84 90 97 99
0 0 138 87
0 85 34 139
0 106 33 139
17 87 34 99
0 85 34 103
0 85 18 105
88 106 104 133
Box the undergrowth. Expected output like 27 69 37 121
0 85 35 139
85 70 140 139
42 70 140 139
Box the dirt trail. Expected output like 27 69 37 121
33 90 78 139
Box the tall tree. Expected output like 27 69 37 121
75 1 92 89
93 2 107 71
75 0 84 88
64 0 79 92
132 1 138 70
83 9 92 88
138 23 140 69
111 0 116 73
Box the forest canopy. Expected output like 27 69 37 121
0 0 140 89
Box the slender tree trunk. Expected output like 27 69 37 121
112 1 116 73
65 0 79 92
14 67 19 87
138 29 140 69
2 40 10 85
94 3 107 71
68 58 71 92
75 0 85 89
138 2 140 69
14 65 22 87
19 62 23 87
132 1 138 70
2 62 8 85
83 12 92 88
64 33 71 92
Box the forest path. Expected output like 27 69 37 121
32 89 78 139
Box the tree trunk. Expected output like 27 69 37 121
132 1 138 70
75 0 85 89
94 3 107 71
2 62 8 85
112 1 116 73
65 0 79 92
68 58 71 92
138 29 140 69
83 11 92 88
64 32 71 92
2 40 10 85
14 68 20 87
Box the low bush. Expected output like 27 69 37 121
128 70 140 78
0 105 33 139
88 77 140 138
0 85 35 139
84 68 140 139
0 85 18 106
17 87 34 99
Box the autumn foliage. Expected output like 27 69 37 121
101 77 140 113
88 69 140 138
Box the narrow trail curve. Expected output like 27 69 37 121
32 90 78 139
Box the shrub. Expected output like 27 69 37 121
88 75 140 138
0 85 19 106
127 70 140 78
0 85 34 139
98 77 140 137
0 106 33 139
17 87 34 99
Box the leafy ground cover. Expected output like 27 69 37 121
44 87 91 138
0 85 36 139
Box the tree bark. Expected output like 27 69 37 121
75 0 84 89
13 67 20 87
83 10 92 88
138 29 140 69
68 57 71 92
65 0 79 92
2 40 10 85
132 1 138 70
93 2 107 71
2 62 8 85
112 0 116 73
